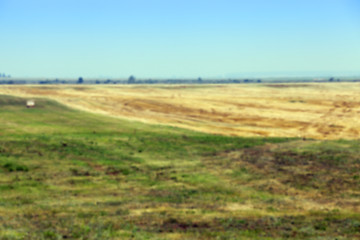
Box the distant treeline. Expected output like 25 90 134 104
0 80 26 84
1 76 360 85
0 76 263 85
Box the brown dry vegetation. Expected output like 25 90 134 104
1 82 360 139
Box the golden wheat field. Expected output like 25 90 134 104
1 82 360 139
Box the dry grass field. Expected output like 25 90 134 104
1 82 360 140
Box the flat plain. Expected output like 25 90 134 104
1 83 360 239
1 82 360 139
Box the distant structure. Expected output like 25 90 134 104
128 75 136 84
26 100 35 108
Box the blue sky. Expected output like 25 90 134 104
0 0 359 78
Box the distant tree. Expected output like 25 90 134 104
77 77 84 84
257 79 262 83
128 75 135 84
95 80 101 84
197 77 203 83
329 77 334 82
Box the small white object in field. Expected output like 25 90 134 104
26 100 35 108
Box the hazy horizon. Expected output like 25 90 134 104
1 0 360 78
3 70 360 80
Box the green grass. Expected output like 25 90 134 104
0 95 359 239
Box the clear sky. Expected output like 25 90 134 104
1 0 360 79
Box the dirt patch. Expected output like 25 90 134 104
239 145 360 194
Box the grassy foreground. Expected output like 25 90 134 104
0 95 360 239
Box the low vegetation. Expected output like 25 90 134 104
0 95 359 239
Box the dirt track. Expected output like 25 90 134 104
1 83 360 139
